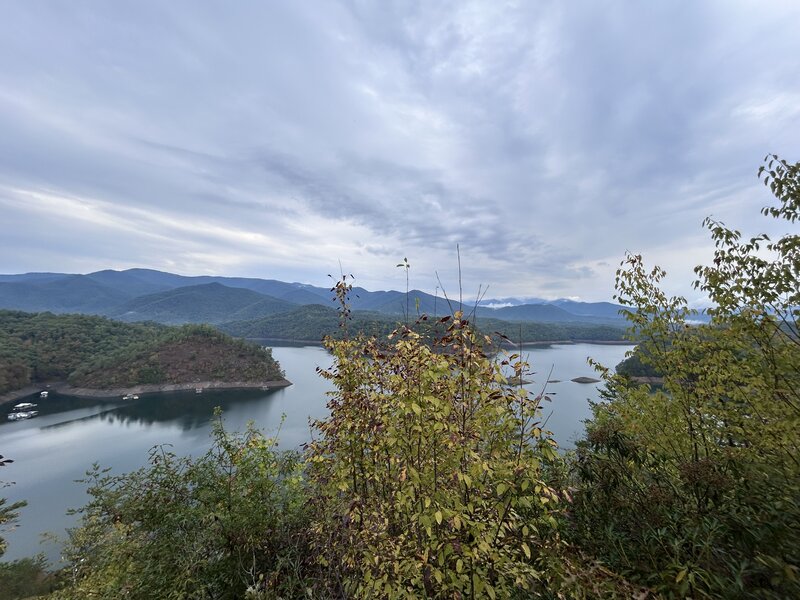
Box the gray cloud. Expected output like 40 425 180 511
1 1 798 301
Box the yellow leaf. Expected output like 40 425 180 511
521 542 531 559
435 510 443 525
412 403 422 415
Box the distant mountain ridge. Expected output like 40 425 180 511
109 283 297 325
217 304 629 345
0 268 629 327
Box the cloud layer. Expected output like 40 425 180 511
1 1 799 300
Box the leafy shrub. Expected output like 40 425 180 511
52 414 310 600
306 276 568 599
570 156 800 598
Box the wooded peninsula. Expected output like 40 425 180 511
0 311 287 398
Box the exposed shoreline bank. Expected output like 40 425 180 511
0 379 292 406
250 337 635 348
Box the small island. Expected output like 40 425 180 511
571 376 601 384
0 310 289 403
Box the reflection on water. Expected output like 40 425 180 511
104 390 280 430
0 341 630 563
3 389 287 433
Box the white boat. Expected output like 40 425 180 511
13 402 37 411
195 388 203 394
40 390 49 398
122 394 141 401
7 410 38 421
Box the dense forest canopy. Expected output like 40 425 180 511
0 311 284 395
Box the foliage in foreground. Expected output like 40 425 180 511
307 294 566 598
570 156 800 598
51 416 309 600
0 555 61 600
48 310 637 599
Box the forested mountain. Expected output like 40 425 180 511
219 304 397 340
0 268 628 328
0 276 132 313
84 269 174 297
0 310 284 394
0 270 328 317
0 272 629 350
109 283 296 324
219 303 628 344
487 303 585 322
550 299 625 318
0 273 67 284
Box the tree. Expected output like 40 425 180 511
570 156 800 597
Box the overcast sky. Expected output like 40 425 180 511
1 1 798 302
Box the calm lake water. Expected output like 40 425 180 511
0 341 631 563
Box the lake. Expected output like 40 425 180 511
0 341 631 563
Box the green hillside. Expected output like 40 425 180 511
219 304 398 340
69 325 284 389
109 282 297 324
0 310 284 394
0 276 131 314
219 303 628 344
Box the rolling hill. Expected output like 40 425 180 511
0 276 132 313
0 310 285 394
109 283 297 324
218 304 628 344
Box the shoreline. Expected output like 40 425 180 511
0 379 292 405
630 376 664 384
251 336 635 348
